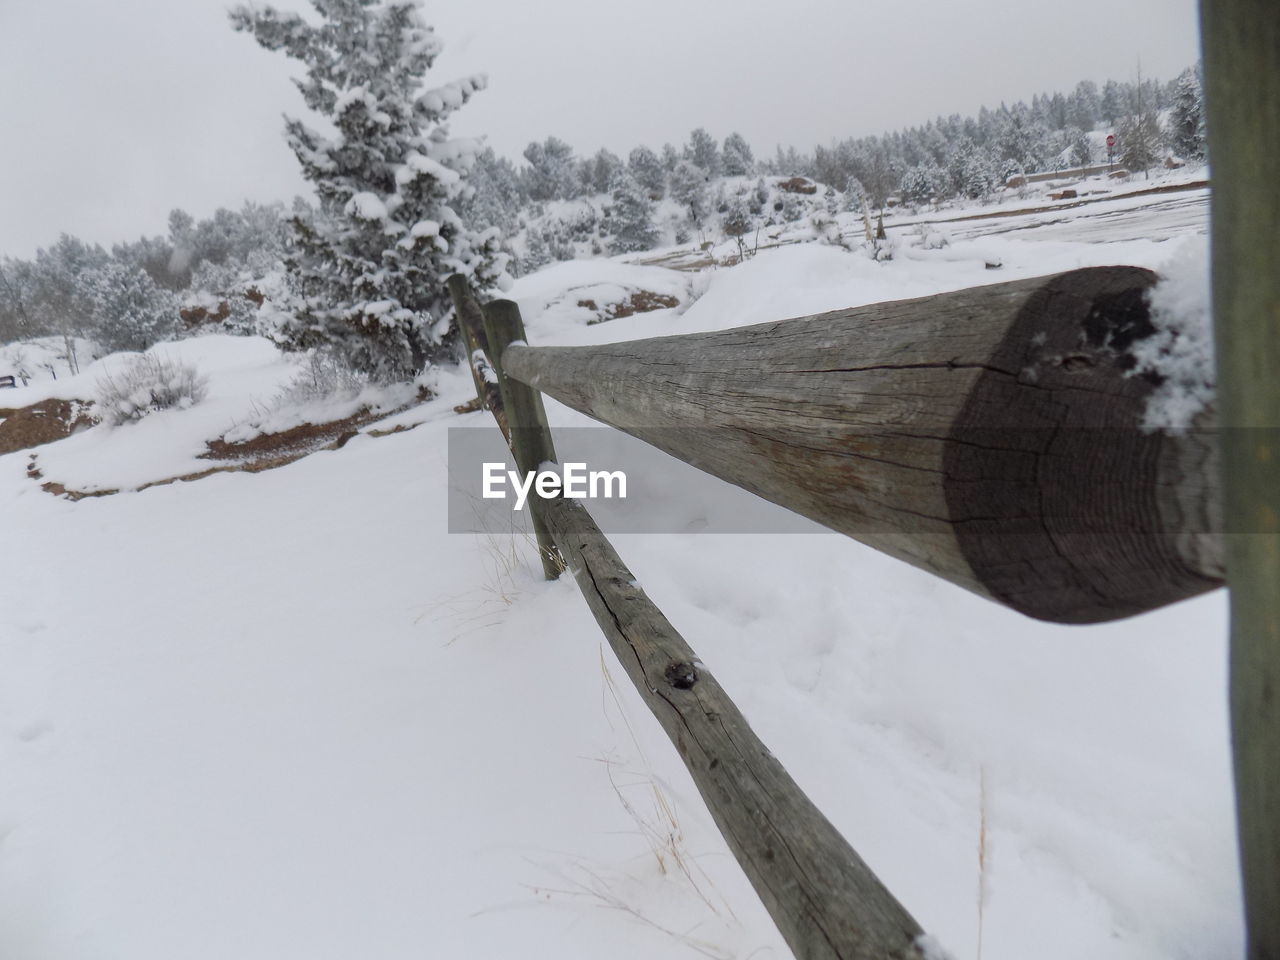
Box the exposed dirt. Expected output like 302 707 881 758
777 177 818 195
578 289 682 324
0 398 96 456
32 400 434 501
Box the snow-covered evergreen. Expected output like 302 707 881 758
82 261 179 353
722 132 755 176
685 127 722 178
1169 68 1208 162
229 0 509 380
606 170 658 254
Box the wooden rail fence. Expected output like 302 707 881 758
448 265 1230 959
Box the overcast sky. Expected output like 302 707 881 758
0 0 1201 259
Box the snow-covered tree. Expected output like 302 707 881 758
668 160 710 225
606 170 658 254
1065 127 1095 167
659 143 680 173
1117 68 1165 177
230 0 508 379
1169 67 1207 161
1100 80 1125 126
523 137 580 201
586 148 624 195
722 132 755 176
685 128 722 178
459 146 525 232
1068 80 1100 131
1118 110 1163 176
627 145 666 199
83 261 179 352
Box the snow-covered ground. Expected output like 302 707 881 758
0 195 1240 960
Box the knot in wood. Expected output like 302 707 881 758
664 661 698 690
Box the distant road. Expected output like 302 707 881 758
896 182 1210 244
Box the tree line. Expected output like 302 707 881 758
0 0 1206 385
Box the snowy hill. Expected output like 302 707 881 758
0 199 1240 960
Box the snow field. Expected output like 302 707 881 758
0 216 1241 960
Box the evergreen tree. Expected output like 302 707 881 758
1068 80 1100 131
685 128 722 177
522 137 580 201
722 132 755 176
627 145 666 199
83 261 179 353
587 148 624 195
668 160 710 225
230 0 506 379
659 143 680 173
607 170 658 253
1169 67 1207 161
460 146 525 231
1100 80 1124 126
1118 65 1165 177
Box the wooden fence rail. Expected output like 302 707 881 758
502 266 1223 624
448 260 1235 957
449 279 932 960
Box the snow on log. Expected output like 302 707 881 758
502 266 1223 624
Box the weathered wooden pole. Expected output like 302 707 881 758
479 299 564 580
502 266 1223 624
539 493 929 960
445 274 508 435
1201 2 1280 956
471 329 931 959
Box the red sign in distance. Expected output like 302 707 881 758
1106 134 1116 147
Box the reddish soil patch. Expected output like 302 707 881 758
778 177 818 195
202 408 375 468
579 289 681 324
34 400 431 501
0 399 96 456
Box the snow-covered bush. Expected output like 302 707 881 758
95 354 209 425
275 348 370 407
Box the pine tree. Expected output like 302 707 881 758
722 132 755 176
1118 65 1165 177
460 147 525 232
1100 80 1124 126
230 0 508 380
1169 67 1207 161
627 145 666 199
587 148 624 195
668 160 710 225
685 128 722 178
83 261 179 353
522 137 581 201
1068 80 1100 131
607 170 658 254
660 143 680 173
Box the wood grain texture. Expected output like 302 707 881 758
1202 1 1280 955
503 267 1223 623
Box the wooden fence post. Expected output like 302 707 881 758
479 299 564 581
466 315 931 958
1201 2 1280 956
537 493 929 960
445 274 509 437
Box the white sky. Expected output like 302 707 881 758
0 0 1201 259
